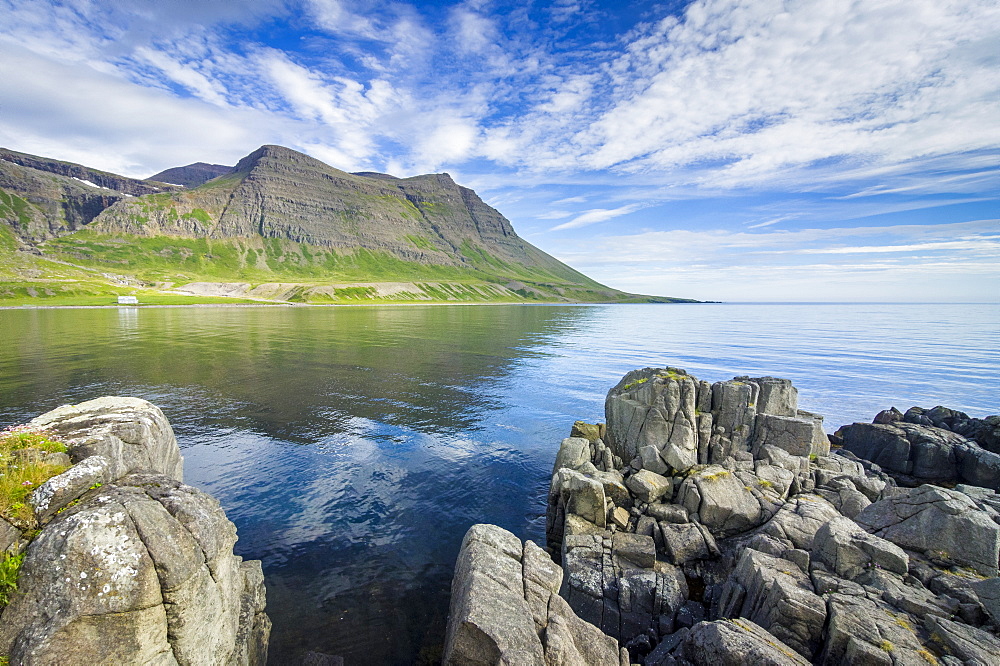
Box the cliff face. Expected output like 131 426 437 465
0 397 269 665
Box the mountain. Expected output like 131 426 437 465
0 148 178 242
0 144 695 305
148 162 232 188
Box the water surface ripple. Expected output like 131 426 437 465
0 303 996 663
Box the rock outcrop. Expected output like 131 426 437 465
442 524 626 665
0 397 269 665
604 369 828 479
490 366 1000 664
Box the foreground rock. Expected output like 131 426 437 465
443 523 626 665
0 397 269 665
501 367 1000 664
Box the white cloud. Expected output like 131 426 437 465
546 219 1000 300
135 46 230 105
0 41 276 176
551 203 644 231
535 210 573 220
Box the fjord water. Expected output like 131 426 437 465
0 303 997 664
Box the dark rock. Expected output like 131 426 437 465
874 407 903 425
924 614 1000 664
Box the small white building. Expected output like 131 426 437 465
117 295 139 305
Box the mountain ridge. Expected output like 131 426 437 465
0 144 697 305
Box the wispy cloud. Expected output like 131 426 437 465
551 203 644 231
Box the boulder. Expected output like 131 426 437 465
444 524 545 665
752 413 828 458
969 576 1000 625
605 368 704 473
570 421 604 443
658 522 719 565
839 419 1000 491
675 466 762 538
553 437 593 473
0 473 268 665
811 516 908 580
626 470 673 504
855 485 1000 577
820 593 932 665
924 615 1000 664
446 525 620 666
29 397 183 482
560 532 686 646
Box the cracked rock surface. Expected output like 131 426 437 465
0 397 269 665
462 367 1000 665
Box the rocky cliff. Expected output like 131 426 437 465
0 397 269 665
445 367 1000 665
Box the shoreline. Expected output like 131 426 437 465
0 300 710 310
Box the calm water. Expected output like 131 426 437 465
0 303 997 664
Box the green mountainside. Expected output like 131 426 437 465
0 144 695 305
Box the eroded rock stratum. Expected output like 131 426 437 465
445 367 1000 665
0 397 269 665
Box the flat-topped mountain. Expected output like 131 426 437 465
0 144 695 304
148 162 232 188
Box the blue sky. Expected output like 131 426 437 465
0 0 997 302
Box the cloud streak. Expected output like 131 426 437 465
551 203 644 231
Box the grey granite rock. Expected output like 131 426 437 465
553 437 592 473
29 454 111 525
675 619 810 666
29 397 183 482
969 576 1000 625
0 398 268 666
715 549 826 659
924 615 1000 664
443 524 622 665
627 469 673 504
444 524 545 665
675 466 763 538
820 593 931 666
0 474 266 665
855 484 1000 577
812 516 908 580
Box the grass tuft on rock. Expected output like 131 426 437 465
0 424 70 527
0 551 24 607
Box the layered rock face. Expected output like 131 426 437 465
0 397 269 665
447 366 1000 665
